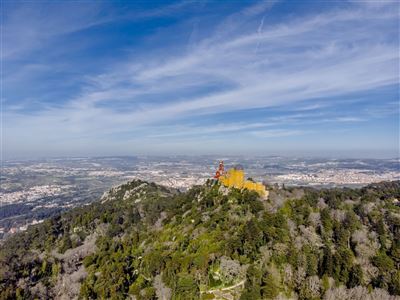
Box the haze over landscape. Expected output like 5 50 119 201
3 0 399 159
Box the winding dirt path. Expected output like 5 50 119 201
200 279 246 295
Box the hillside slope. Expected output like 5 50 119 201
1 180 399 300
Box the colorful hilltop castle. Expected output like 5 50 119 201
213 161 267 196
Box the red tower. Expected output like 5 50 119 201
214 161 225 179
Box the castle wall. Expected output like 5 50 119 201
218 168 266 196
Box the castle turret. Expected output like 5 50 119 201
214 161 225 179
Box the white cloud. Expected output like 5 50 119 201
249 129 308 138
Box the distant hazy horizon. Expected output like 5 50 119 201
3 152 400 162
3 1 399 159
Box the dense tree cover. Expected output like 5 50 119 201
0 179 399 299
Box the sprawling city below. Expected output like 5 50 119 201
1 156 399 239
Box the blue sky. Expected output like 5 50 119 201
3 0 399 159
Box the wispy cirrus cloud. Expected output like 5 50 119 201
58 4 397 122
3 2 110 59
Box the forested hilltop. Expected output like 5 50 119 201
1 180 399 300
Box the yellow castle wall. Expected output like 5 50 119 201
243 181 256 190
230 169 244 188
218 168 267 196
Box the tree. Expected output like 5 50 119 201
389 270 400 295
299 276 321 300
348 264 363 288
320 247 333 277
59 234 72 253
261 273 279 299
176 273 198 299
306 252 318 277
373 252 395 274
320 208 333 235
219 256 245 284
241 264 262 300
